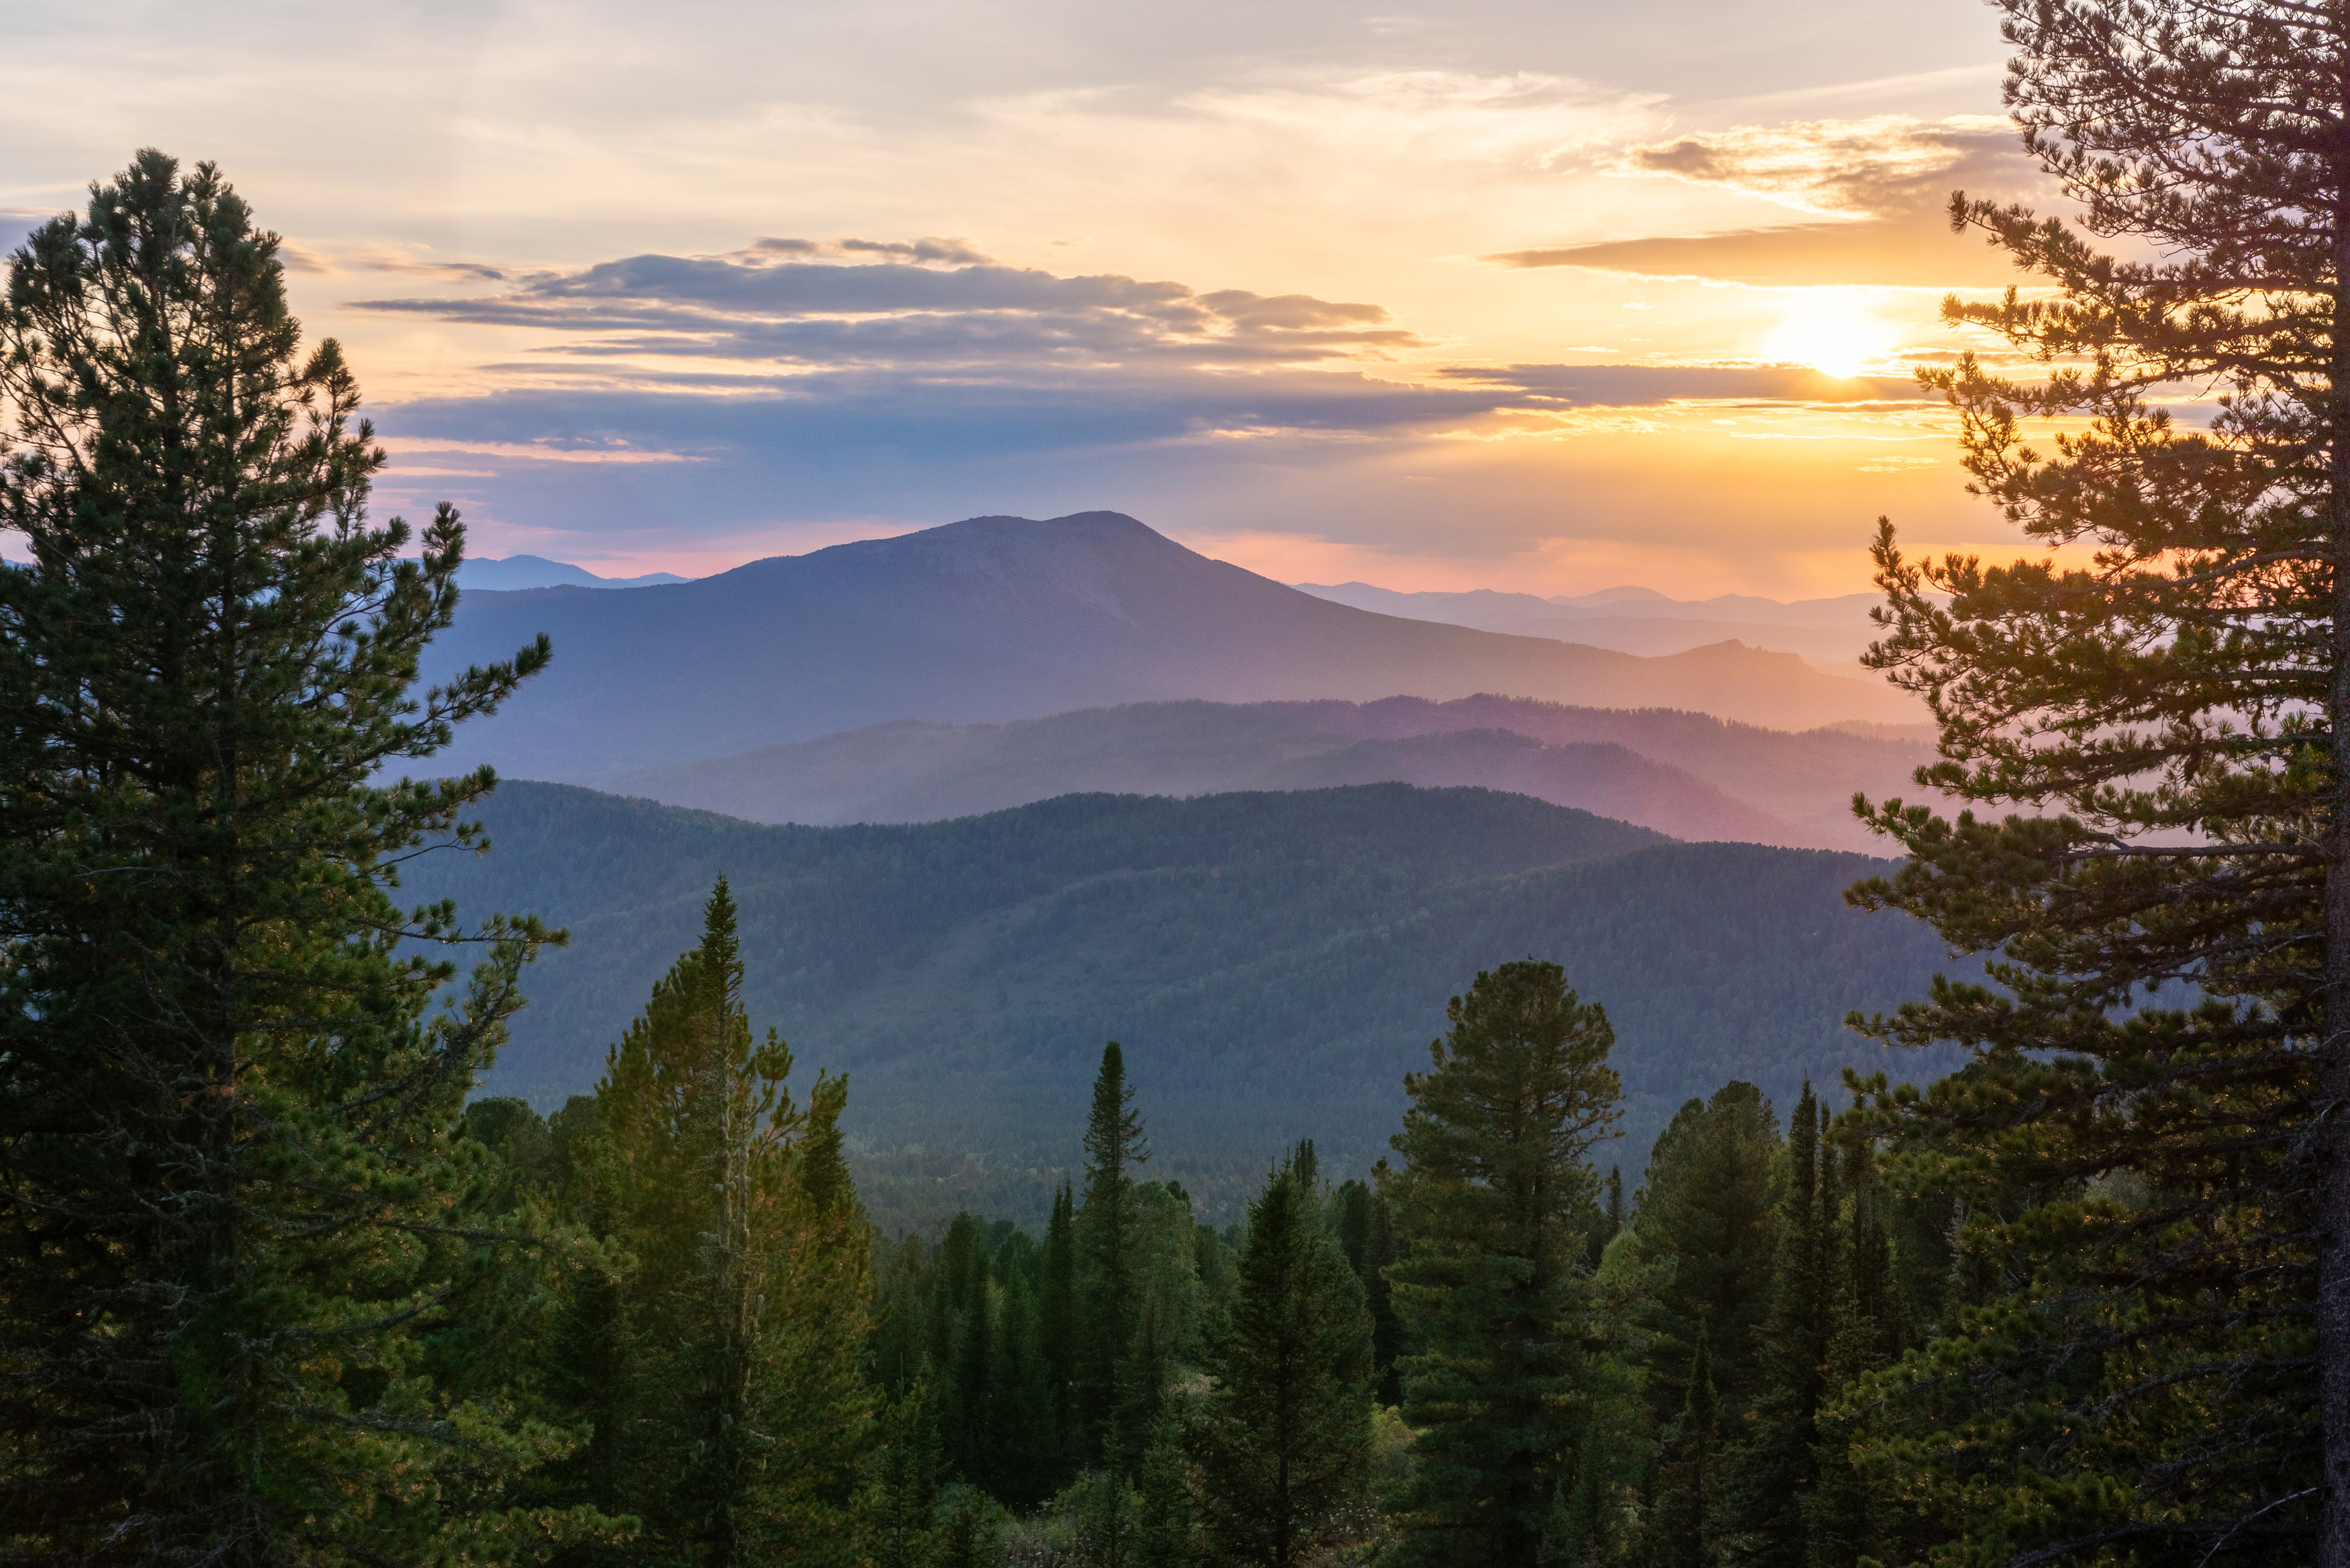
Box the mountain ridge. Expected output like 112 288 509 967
608 694 1945 852
421 511 1924 783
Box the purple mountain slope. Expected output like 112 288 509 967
423 511 1924 783
609 695 1947 850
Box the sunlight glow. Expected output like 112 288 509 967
1758 293 1902 379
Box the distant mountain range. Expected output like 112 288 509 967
612 695 1951 853
1295 581 1892 667
407 781 1961 1228
457 554 692 591
422 511 1924 783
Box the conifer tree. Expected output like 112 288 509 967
1334 1177 1404 1406
1630 1083 1779 1422
867 1382 944 1568
1188 1146 1374 1568
0 150 584 1563
588 879 869 1563
1078 1042 1149 1469
1725 1085 1830 1568
1135 1417 1198 1568
990 1268 1060 1510
1642 1327 1722 1568
1839 1 2336 1557
1045 1179 1082 1474
1380 960 1622 1565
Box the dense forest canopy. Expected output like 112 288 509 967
399 780 1960 1227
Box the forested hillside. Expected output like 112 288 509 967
406 781 1960 1224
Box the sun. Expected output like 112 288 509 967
1759 295 1901 379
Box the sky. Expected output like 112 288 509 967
1 0 2092 597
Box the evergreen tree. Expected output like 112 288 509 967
1642 1327 1722 1568
1724 1085 1831 1568
1630 1083 1779 1422
933 1484 1009 1568
942 1213 995 1487
0 150 586 1563
1589 1165 1626 1273
1044 1179 1082 1475
1078 1042 1150 1469
1135 1416 1199 1568
867 1382 944 1568
1381 960 1622 1565
1188 1146 1374 1568
990 1266 1060 1510
1333 1177 1403 1406
588 879 870 1563
1838 2 2335 1558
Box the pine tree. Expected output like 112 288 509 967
1044 1178 1082 1480
1334 1177 1404 1407
1724 1085 1830 1568
1135 1416 1198 1568
867 1382 944 1568
1188 1146 1374 1568
943 1213 995 1487
1381 960 1622 1565
589 879 870 1563
1078 1042 1149 1470
1642 1326 1722 1568
1838 3 2334 1557
990 1267 1060 1510
1630 1083 1779 1423
0 150 588 1563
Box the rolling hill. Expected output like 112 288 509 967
420 511 1924 783
406 781 1965 1226
609 695 1948 852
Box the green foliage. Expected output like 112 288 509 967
1186 1146 1373 1567
1331 1178 1403 1406
1381 961 1622 1565
1638 1328 1722 1568
1629 1083 1779 1425
1078 1044 1152 1470
0 150 586 1563
563 880 872 1563
399 783 1961 1224
1827 2 2337 1559
1720 1085 1830 1568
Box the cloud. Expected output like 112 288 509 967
755 236 992 265
1615 115 2013 216
1488 115 2053 287
350 248 1422 370
1438 363 1932 407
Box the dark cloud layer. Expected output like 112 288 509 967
352 252 1418 370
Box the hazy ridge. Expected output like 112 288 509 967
420 511 1924 784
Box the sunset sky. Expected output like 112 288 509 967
3 0 2095 596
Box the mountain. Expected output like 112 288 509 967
420 512 1924 783
1295 581 1887 664
406 781 1961 1228
456 554 692 591
608 695 1946 852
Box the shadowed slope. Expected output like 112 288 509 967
409 781 1957 1224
